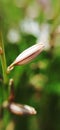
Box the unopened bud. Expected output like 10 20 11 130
9 79 15 102
0 47 3 55
9 102 37 115
7 43 44 73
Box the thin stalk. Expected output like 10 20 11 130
0 31 8 84
0 31 10 130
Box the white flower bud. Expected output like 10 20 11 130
9 103 37 115
7 43 44 72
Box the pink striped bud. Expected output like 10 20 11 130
7 43 44 72
9 102 37 115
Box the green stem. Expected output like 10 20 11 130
0 31 10 130
0 31 8 84
51 4 60 34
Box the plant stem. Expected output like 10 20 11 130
0 31 10 130
0 31 8 84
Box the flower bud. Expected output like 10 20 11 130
9 103 37 115
7 43 44 72
0 47 3 55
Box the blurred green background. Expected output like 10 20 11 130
0 0 60 130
